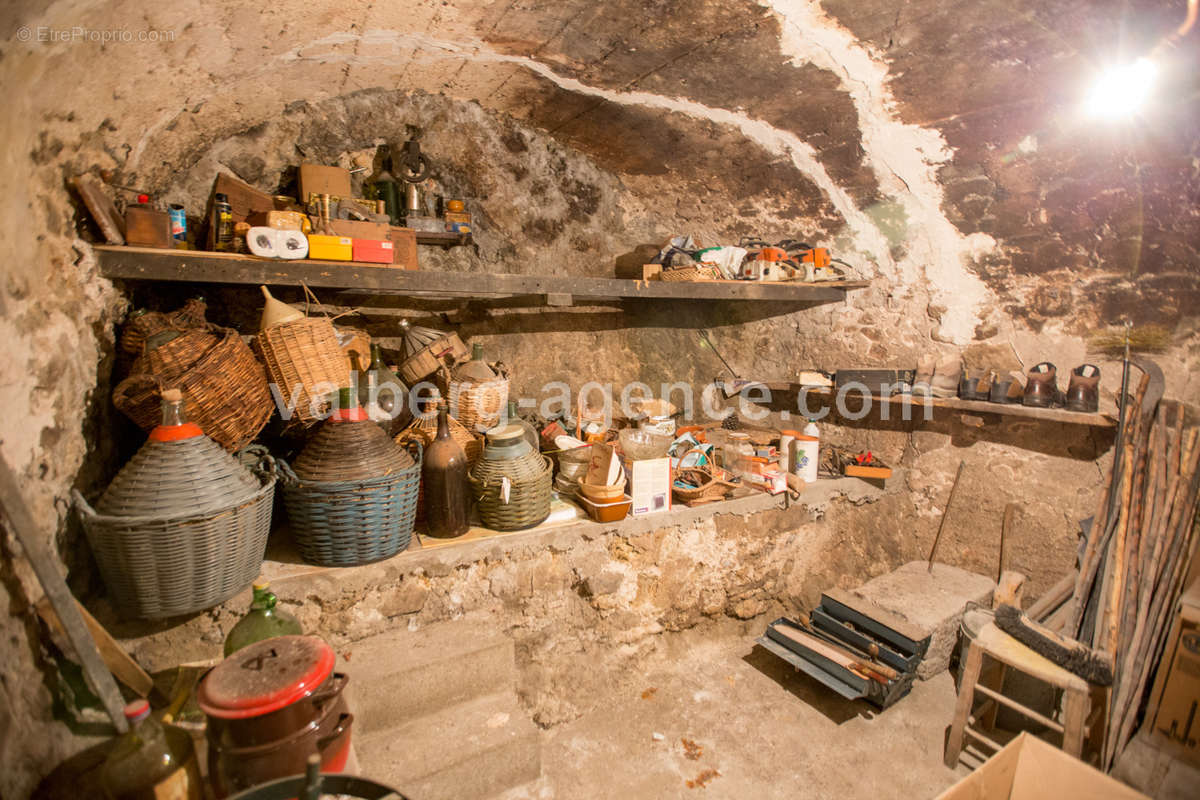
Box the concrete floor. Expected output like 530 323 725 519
498 634 968 800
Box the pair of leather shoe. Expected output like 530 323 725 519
913 356 961 399
1022 363 1100 411
959 368 1022 403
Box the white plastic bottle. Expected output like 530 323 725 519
795 419 820 483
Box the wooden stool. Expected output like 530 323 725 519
945 620 1105 767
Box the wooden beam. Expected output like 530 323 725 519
94 246 865 303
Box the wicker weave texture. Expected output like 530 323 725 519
113 325 274 452
395 409 482 466
117 298 209 375
441 375 509 433
469 454 552 531
280 443 422 567
398 333 469 385
74 476 275 619
292 418 414 483
257 317 349 427
97 436 261 517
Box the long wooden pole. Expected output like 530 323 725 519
927 460 966 573
0 455 127 732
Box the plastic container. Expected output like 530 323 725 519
577 493 632 522
798 419 820 483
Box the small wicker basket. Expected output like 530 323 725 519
73 471 275 619
280 440 422 567
438 365 510 434
399 332 469 386
113 324 274 452
657 265 721 282
256 316 349 427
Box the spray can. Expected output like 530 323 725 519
213 193 234 251
168 204 187 249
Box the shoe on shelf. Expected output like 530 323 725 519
988 371 1023 404
958 368 990 401
911 357 935 396
1022 362 1059 408
1065 364 1101 412
930 356 962 399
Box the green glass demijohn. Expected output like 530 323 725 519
223 581 302 657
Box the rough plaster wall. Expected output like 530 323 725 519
0 0 1197 796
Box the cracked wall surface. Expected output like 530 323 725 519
0 1 1197 796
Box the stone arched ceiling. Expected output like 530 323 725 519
4 0 1199 347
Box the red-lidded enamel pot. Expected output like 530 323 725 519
198 636 352 797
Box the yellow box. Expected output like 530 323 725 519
307 235 352 261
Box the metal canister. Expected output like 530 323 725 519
168 204 187 248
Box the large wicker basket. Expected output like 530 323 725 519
73 472 275 619
437 366 509 434
113 325 274 452
256 317 349 427
279 440 422 567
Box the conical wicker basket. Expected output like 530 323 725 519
469 430 552 531
113 324 274 452
74 447 275 619
437 365 509 434
256 316 349 427
280 438 422 567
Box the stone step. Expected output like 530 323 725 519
341 617 516 733
355 691 541 800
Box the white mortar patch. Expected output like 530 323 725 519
762 0 995 342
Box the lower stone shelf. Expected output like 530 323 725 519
259 476 889 589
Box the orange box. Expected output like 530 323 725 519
306 235 352 261
352 238 394 264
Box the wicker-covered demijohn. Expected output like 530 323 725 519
469 425 552 531
281 400 422 566
397 320 469 386
74 396 274 620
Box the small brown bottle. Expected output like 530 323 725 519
422 400 470 538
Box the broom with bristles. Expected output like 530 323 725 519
1088 324 1170 355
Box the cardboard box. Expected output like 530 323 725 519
624 457 671 516
298 163 352 203
444 210 472 224
1145 577 1200 766
352 239 393 264
247 210 309 232
388 226 418 270
307 235 352 261
328 218 390 240
935 732 1148 800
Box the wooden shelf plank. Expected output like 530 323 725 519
719 381 1116 428
415 231 472 248
93 245 867 303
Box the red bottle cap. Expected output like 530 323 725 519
137 193 150 205
123 699 151 722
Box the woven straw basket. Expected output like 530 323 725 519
438 366 510 434
73 471 275 619
113 324 274 452
280 440 422 567
257 317 349 427
658 265 720 282
399 332 469 386
117 298 209 376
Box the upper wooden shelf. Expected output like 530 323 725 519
93 246 869 304
720 380 1116 428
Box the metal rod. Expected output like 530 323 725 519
927 460 967 572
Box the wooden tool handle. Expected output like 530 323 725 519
774 623 899 683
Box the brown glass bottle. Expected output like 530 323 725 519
422 401 470 538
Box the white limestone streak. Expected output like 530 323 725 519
764 0 994 341
280 30 896 277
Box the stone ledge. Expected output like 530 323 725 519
260 476 892 595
